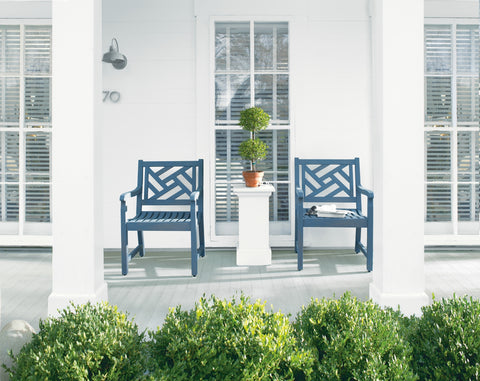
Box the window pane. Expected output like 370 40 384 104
0 131 19 182
215 22 250 72
276 24 288 71
426 184 451 222
215 74 250 122
425 131 451 181
2 183 19 221
0 26 20 74
457 77 479 122
254 74 273 116
425 77 452 122
425 25 452 74
254 74 289 122
456 25 479 75
25 131 50 182
457 131 477 182
0 77 20 123
277 75 289 121
25 77 51 123
255 23 274 70
25 184 50 222
254 22 288 71
24 26 51 74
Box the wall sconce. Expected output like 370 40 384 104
102 38 127 70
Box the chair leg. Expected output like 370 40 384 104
366 224 373 272
121 227 128 276
137 231 145 257
190 224 198 277
297 224 304 271
294 217 298 254
355 228 361 253
198 212 205 257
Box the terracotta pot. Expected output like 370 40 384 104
242 171 264 187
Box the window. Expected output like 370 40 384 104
214 21 290 236
0 24 52 236
425 23 479 234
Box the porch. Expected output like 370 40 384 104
1 247 479 331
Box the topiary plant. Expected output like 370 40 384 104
238 107 270 173
294 292 416 381
408 295 480 380
6 302 147 381
145 294 315 380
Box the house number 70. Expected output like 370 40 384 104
103 90 121 103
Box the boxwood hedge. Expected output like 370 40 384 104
5 293 480 380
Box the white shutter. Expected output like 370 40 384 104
214 21 290 237
425 22 480 231
0 24 52 236
215 129 289 223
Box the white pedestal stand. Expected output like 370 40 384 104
233 184 275 266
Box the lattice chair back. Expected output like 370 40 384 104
295 158 361 209
137 160 203 213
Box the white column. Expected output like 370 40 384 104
369 0 428 315
48 0 108 315
234 184 275 265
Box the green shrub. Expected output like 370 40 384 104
294 293 416 381
7 302 147 381
146 294 315 380
409 295 480 380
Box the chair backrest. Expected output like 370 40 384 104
136 160 203 212
295 158 361 208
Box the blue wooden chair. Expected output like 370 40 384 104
120 160 205 277
294 158 373 272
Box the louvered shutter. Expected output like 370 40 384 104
24 26 51 224
0 24 51 232
214 22 290 236
0 132 19 221
425 23 480 232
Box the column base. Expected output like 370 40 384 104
236 248 272 266
369 282 429 316
48 282 108 317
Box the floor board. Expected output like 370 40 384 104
1 247 479 332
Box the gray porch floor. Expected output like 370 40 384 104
1 247 480 332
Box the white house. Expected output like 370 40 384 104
0 0 478 316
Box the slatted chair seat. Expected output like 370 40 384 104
127 211 194 228
295 158 373 272
302 208 368 227
120 160 205 276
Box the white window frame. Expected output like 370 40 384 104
208 16 295 247
0 19 52 246
424 17 480 246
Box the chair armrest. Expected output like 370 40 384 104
190 190 200 202
120 186 142 202
357 185 374 199
295 187 304 200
